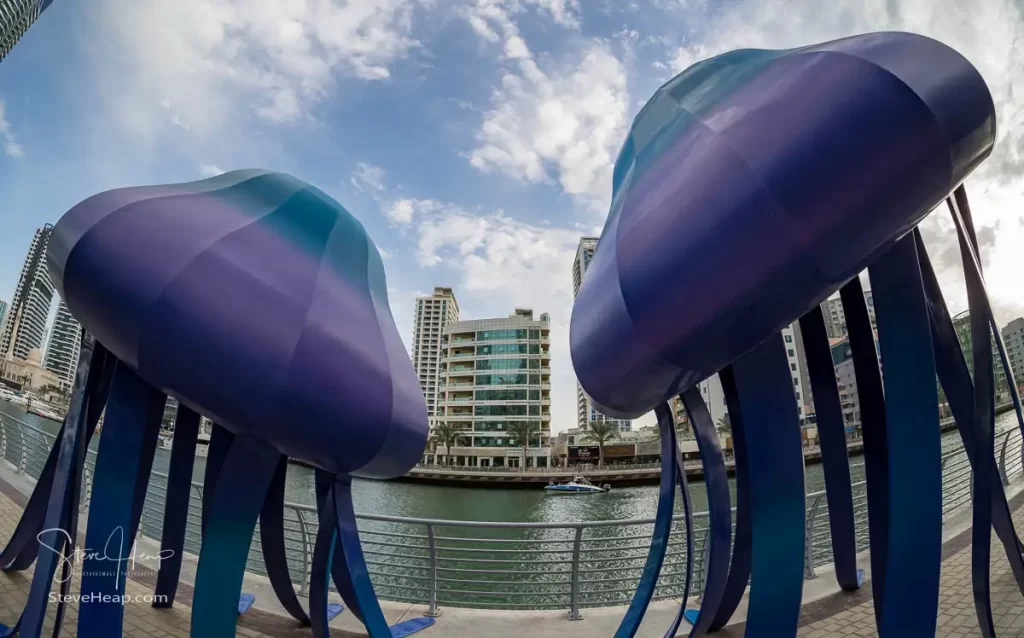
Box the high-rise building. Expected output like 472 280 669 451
782 323 812 423
412 287 460 419
1 0 54 62
952 310 1011 402
1 225 55 363
821 290 876 339
0 299 7 334
572 237 632 433
670 322 812 435
437 309 552 468
43 297 81 389
1002 318 1024 389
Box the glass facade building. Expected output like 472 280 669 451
1 0 53 62
437 309 551 468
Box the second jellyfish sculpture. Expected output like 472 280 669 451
0 169 435 638
572 32 1024 637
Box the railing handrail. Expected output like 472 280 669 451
0 409 1002 529
1 403 1021 617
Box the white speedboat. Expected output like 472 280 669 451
544 476 610 494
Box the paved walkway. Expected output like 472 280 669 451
2 465 1024 637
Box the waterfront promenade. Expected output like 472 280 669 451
1 459 1023 636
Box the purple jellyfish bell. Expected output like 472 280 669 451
0 170 434 638
572 32 1023 637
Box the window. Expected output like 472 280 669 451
477 343 530 355
787 348 795 356
529 389 540 400
476 358 528 370
790 363 797 371
784 335 793 343
529 374 541 384
475 404 529 416
475 389 529 401
478 329 530 341
476 373 529 385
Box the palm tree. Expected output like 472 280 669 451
430 422 461 467
586 421 619 467
716 413 732 434
507 421 538 470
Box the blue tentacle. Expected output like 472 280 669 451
190 435 281 637
868 235 943 636
316 468 364 622
953 186 1024 445
260 455 311 625
707 365 751 631
615 403 679 638
949 192 998 636
840 275 889 628
201 423 235 535
0 337 106 637
76 365 166 637
916 229 1024 597
730 334 806 636
799 306 862 590
677 388 729 636
1 344 112 573
333 476 392 637
310 480 338 638
665 400 694 638
153 404 201 606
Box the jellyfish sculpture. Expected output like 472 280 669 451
572 32 1024 637
0 170 435 638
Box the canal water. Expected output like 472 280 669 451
3 400 996 523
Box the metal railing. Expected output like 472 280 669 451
0 409 1021 620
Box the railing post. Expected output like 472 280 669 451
0 420 7 460
295 508 312 596
804 493 824 579
425 523 441 617
694 529 706 601
81 466 93 515
16 422 26 474
999 430 1013 486
568 526 584 621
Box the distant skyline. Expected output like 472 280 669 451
2 0 1024 432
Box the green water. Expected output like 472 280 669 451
4 400 998 523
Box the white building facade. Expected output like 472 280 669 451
412 287 460 420
43 297 82 390
437 309 552 468
1 225 55 363
1002 317 1024 388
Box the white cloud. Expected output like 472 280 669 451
351 161 386 193
383 197 467 228
0 99 24 159
459 0 623 212
469 43 629 211
652 0 1024 328
199 164 225 177
461 0 581 45
91 0 425 134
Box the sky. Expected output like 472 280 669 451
1 0 1023 434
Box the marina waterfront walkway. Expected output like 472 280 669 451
2 464 1024 637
